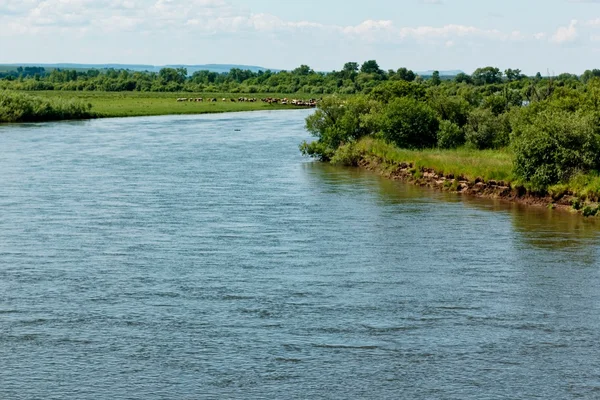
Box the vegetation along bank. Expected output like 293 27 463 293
300 67 600 217
5 60 600 217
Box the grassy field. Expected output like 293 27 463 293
353 138 515 182
27 91 315 118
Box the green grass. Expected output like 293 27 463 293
27 91 315 118
355 137 515 183
548 172 600 201
348 138 600 204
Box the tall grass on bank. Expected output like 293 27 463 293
0 91 95 123
332 138 600 201
335 137 515 183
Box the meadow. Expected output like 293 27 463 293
27 91 316 118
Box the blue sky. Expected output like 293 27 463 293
1 0 600 74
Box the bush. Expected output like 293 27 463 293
437 120 465 149
482 94 507 115
302 95 375 160
0 91 95 123
427 92 471 127
330 142 363 166
369 80 426 103
369 97 439 149
512 110 600 189
465 108 511 149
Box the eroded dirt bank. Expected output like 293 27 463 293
357 156 599 216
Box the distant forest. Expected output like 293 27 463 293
2 61 600 95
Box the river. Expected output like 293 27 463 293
1 110 600 399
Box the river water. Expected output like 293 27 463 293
1 110 600 399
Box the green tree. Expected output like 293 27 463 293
293 65 313 76
465 108 511 149
341 62 359 81
454 73 473 84
360 60 383 75
396 67 416 82
369 80 426 103
504 68 523 82
428 90 471 127
472 67 503 85
369 97 439 149
301 96 375 160
431 71 441 86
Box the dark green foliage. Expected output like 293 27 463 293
369 80 426 103
472 67 503 85
512 110 600 189
428 91 471 127
360 60 383 75
454 73 473 84
372 97 439 149
482 95 507 115
431 71 441 86
0 91 95 123
294 63 600 194
301 95 375 161
583 205 599 217
465 109 511 149
437 120 465 149
504 68 524 82
395 68 416 82
582 69 600 84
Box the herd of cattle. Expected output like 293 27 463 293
176 97 319 107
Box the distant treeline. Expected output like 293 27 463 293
2 61 600 94
0 66 47 79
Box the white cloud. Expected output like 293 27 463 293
1 0 599 73
0 0 554 44
550 19 578 44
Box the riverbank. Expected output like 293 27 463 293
1 90 316 122
335 138 600 216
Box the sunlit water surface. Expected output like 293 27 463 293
1 110 600 399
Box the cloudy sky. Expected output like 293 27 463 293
1 0 600 74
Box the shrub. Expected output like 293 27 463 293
0 91 95 123
330 142 363 166
437 120 465 149
465 108 511 149
302 95 376 160
427 92 471 127
368 80 426 103
368 97 439 149
512 110 600 189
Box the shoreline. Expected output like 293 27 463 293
355 153 600 217
0 103 313 125
0 90 317 123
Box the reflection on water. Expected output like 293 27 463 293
2 111 600 400
305 162 600 255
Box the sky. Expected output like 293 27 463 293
1 0 600 74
